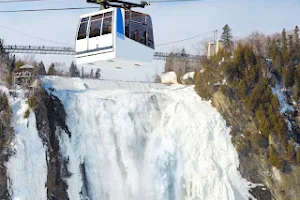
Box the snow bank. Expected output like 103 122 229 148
272 83 294 114
182 71 195 80
41 76 252 200
272 81 295 131
6 94 47 200
160 72 178 84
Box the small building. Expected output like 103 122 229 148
207 39 224 58
13 64 35 86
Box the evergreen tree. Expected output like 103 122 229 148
37 61 46 75
274 54 283 74
293 64 300 98
90 69 94 79
9 55 16 72
0 39 4 56
288 34 294 57
221 24 234 52
266 36 271 58
16 60 24 70
47 63 56 75
69 61 80 77
294 26 300 56
269 38 278 61
283 67 294 87
95 68 101 79
282 29 289 63
180 48 187 57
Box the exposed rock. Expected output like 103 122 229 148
161 71 178 84
212 89 300 200
0 95 13 200
180 72 195 85
32 86 70 200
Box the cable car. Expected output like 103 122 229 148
75 2 155 69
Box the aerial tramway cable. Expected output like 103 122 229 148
0 7 99 13
0 0 213 48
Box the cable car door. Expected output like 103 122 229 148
88 12 113 54
76 17 89 53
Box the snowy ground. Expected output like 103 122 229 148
272 82 294 114
41 76 253 200
5 91 48 200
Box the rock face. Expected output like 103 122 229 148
212 89 300 200
160 72 178 84
33 88 70 200
0 93 13 200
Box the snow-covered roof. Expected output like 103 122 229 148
19 64 35 69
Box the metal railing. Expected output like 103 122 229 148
3 45 205 61
4 45 75 55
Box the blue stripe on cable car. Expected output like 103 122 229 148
116 8 125 40
76 46 113 55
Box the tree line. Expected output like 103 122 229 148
194 24 300 172
0 39 101 88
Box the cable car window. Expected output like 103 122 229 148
104 12 112 18
90 20 102 38
77 21 88 40
131 11 145 24
102 12 112 35
148 27 154 49
91 14 102 20
125 10 130 38
147 15 152 27
89 14 103 38
81 17 88 22
130 22 146 45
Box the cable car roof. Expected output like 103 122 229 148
87 0 150 10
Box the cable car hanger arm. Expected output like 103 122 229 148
87 0 150 9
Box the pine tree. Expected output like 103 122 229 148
294 26 300 57
221 24 234 52
90 69 94 79
288 34 294 57
181 48 187 57
9 55 16 72
266 36 271 58
283 67 293 87
282 29 289 63
16 60 24 70
270 38 278 61
69 61 80 77
37 61 46 75
47 63 56 75
274 54 283 75
95 68 101 79
0 39 4 56
293 64 300 98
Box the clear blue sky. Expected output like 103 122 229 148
1 0 300 73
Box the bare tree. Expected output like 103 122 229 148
247 31 267 56
192 36 213 56
22 54 37 66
